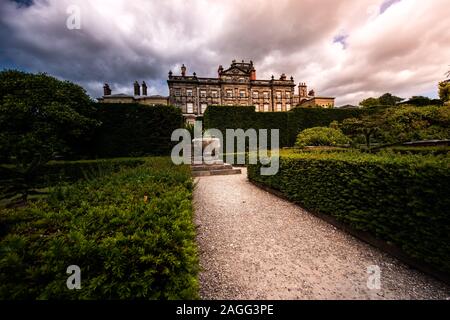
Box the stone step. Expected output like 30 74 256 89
191 164 233 171
192 168 242 177
191 159 224 165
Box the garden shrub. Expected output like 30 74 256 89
248 150 450 274
295 127 350 147
286 107 372 146
0 157 199 299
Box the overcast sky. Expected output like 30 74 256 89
1 0 449 106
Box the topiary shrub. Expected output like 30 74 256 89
295 127 350 148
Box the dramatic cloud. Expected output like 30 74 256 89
0 0 449 105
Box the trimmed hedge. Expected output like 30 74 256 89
93 104 184 158
248 150 450 274
203 106 287 149
0 157 199 299
0 158 145 190
203 106 371 148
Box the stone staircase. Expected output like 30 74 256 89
191 161 241 177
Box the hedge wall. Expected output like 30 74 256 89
247 151 450 274
0 157 199 299
93 104 184 157
203 106 371 148
203 106 287 150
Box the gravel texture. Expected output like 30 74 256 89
193 168 450 300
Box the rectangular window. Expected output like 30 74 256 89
263 104 269 112
200 90 206 98
186 89 193 97
175 89 181 96
226 90 233 98
255 104 259 112
253 91 259 99
276 103 282 111
212 90 218 98
276 91 282 99
186 103 193 113
240 90 246 98
200 103 207 114
263 91 269 99
286 103 291 111
286 91 291 98
239 78 245 83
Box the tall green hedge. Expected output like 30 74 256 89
0 157 199 299
248 151 450 274
93 104 184 157
203 106 370 147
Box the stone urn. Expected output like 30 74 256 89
192 137 221 164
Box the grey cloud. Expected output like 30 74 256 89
0 0 449 105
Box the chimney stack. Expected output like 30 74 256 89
218 65 224 77
181 64 186 77
142 81 147 96
134 81 140 96
103 83 111 96
280 73 286 81
250 66 256 81
299 82 308 98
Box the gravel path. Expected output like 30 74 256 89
193 168 450 300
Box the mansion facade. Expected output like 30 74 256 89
99 60 335 123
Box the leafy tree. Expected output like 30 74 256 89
359 93 403 108
382 105 450 143
401 96 442 106
295 127 349 148
340 113 385 148
439 80 450 104
378 93 403 106
341 105 450 148
0 70 99 204
359 97 380 108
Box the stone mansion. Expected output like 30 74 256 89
99 60 335 123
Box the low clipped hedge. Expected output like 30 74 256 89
383 146 450 156
248 151 450 274
0 158 145 190
0 157 199 299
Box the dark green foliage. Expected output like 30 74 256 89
203 106 369 148
400 96 443 107
286 108 370 146
248 150 450 274
0 158 145 197
0 70 99 161
360 93 403 107
93 103 184 158
295 127 350 147
381 146 450 156
0 157 199 299
0 70 100 202
203 106 287 150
